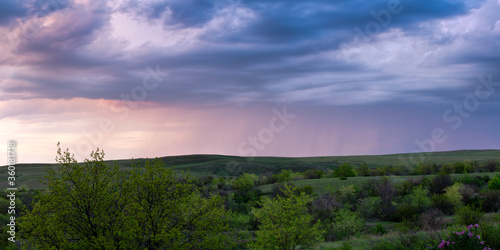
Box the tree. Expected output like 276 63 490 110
20 145 131 249
233 173 257 192
335 164 356 178
20 144 233 249
125 159 233 249
357 163 370 176
250 185 324 249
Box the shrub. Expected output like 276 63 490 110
454 205 484 226
432 194 455 215
457 174 485 187
482 160 499 172
438 224 491 249
479 222 500 249
250 185 324 249
357 197 382 219
335 164 356 178
430 174 453 195
487 176 500 190
328 209 365 241
480 190 500 212
233 173 257 192
357 163 370 176
458 184 478 206
335 185 357 204
271 182 295 198
297 185 314 195
444 183 464 209
395 202 419 222
277 169 294 182
374 223 387 235
409 186 432 212
420 208 445 235
303 169 323 179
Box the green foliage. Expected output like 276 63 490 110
357 163 370 176
444 183 464 209
438 224 491 249
454 205 484 226
327 209 365 241
125 159 232 249
480 190 500 212
357 197 382 219
335 185 357 204
335 164 356 178
374 223 387 235
395 202 419 222
233 173 258 192
431 194 455 215
250 184 324 249
479 222 500 249
487 176 500 190
408 186 432 212
277 169 294 182
19 145 233 249
303 169 324 179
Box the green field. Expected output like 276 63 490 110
1 149 499 190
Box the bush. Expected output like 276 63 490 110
438 224 491 249
395 202 419 222
430 174 453 195
271 182 295 198
374 223 387 235
277 169 294 183
420 208 445 234
302 169 323 179
327 209 365 241
458 184 479 207
432 194 455 215
444 183 464 209
479 222 500 249
482 160 499 172
480 190 500 212
335 164 356 178
357 197 382 219
250 185 324 249
487 176 500 190
454 205 484 226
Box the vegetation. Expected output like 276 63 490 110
0 146 499 249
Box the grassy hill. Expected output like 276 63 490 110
1 149 499 189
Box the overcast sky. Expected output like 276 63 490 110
1 0 500 165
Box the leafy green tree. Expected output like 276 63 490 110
20 144 233 249
335 164 356 178
250 185 324 249
125 159 233 249
357 163 370 176
20 145 132 249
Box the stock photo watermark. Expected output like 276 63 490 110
399 74 500 167
5 140 18 243
225 106 296 174
71 65 168 160
6 0 63 49
340 0 412 61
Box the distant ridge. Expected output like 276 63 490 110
2 149 499 189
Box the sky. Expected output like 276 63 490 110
1 0 500 165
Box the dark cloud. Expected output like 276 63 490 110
0 0 29 25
